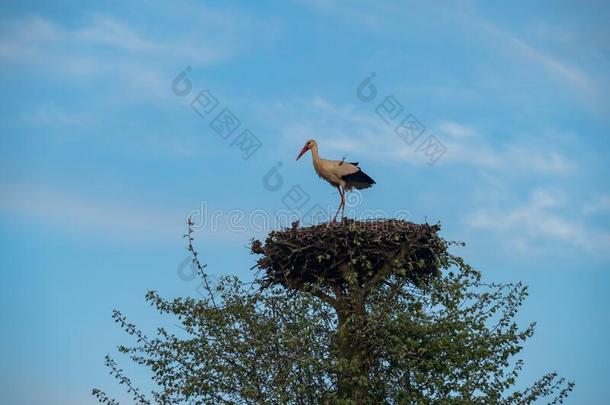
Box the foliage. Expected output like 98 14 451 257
94 219 573 404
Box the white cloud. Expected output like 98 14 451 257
0 17 183 104
267 97 575 176
466 188 610 255
0 11 251 66
292 2 602 102
19 103 91 128
582 196 610 215
0 183 291 243
475 17 594 95
73 15 160 53
440 131 576 176
0 8 277 103
505 147 575 175
437 121 476 139
0 183 184 242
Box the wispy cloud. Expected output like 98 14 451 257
582 195 610 215
0 16 198 103
18 103 92 128
468 14 595 96
437 121 476 139
72 15 161 53
293 1 604 105
0 183 185 242
267 97 575 176
0 183 285 243
0 8 277 102
466 188 610 256
0 10 255 66
427 124 577 178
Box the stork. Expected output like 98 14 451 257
296 139 376 222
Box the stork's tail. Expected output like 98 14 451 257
342 169 376 189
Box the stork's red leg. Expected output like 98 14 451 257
332 186 343 223
340 188 346 220
332 205 340 223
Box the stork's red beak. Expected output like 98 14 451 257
296 145 309 161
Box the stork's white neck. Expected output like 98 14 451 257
310 144 321 167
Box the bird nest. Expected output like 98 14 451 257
251 219 447 290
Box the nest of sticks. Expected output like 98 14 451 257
251 219 447 290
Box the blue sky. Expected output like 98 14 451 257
1 0 609 403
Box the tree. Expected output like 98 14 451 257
94 219 573 404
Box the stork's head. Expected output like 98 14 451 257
296 139 316 160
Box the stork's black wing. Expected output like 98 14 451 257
341 169 376 189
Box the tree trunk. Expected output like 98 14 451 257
335 289 369 403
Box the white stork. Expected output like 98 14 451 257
296 139 376 222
